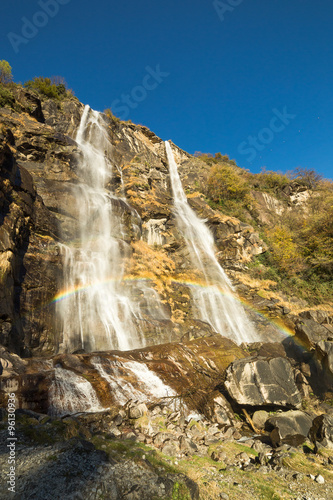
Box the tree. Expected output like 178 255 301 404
0 60 13 84
288 167 322 189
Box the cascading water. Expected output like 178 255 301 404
48 367 104 416
165 141 258 344
91 356 176 405
58 106 144 352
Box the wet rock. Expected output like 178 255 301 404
266 410 313 447
224 357 302 409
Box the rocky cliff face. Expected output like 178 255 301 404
0 88 332 356
1 87 333 500
0 88 275 357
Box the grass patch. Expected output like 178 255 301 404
283 450 333 482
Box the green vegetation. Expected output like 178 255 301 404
104 108 121 123
0 60 13 84
196 153 256 221
0 61 15 109
253 177 333 304
201 152 333 305
0 84 15 108
171 481 191 500
24 76 72 100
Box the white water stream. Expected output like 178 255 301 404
58 106 144 352
48 366 104 416
165 141 258 344
91 356 176 405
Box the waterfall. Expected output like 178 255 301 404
91 356 176 405
58 106 144 352
165 141 258 344
48 367 104 416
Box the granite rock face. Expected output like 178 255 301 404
0 88 271 356
0 120 61 356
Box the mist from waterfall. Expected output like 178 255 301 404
165 141 258 344
58 106 144 352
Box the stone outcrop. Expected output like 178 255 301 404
224 357 302 409
295 318 332 350
0 335 246 414
294 317 333 391
0 119 61 356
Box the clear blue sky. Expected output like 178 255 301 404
1 0 332 179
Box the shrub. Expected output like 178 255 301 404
207 162 252 205
0 84 14 107
104 108 121 123
253 168 290 192
266 225 302 273
288 167 323 189
24 76 70 100
0 84 15 108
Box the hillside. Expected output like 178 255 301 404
0 77 333 500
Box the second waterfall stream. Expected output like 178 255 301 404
165 141 258 344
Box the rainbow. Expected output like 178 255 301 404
50 275 295 339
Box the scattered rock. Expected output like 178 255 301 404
128 402 148 419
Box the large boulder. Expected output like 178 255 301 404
224 357 302 409
266 410 313 447
308 413 333 450
299 310 333 327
